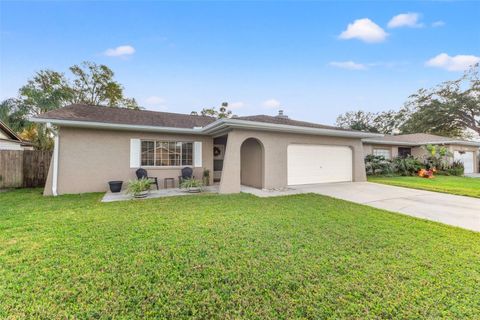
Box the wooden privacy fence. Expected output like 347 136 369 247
0 150 52 189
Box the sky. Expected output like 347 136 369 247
1 1 479 125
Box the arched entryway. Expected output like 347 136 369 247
240 138 264 189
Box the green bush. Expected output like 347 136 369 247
392 156 423 176
180 178 204 190
437 160 464 176
423 144 452 170
127 178 152 195
365 155 393 176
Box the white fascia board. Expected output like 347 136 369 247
203 119 382 139
31 118 206 135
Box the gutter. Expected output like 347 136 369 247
46 122 60 196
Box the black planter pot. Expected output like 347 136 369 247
108 181 123 193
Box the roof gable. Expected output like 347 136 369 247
0 120 22 141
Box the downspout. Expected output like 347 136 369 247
49 123 59 196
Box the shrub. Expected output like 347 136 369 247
438 160 464 176
180 178 204 190
392 156 423 176
365 155 393 176
423 144 452 170
127 178 152 195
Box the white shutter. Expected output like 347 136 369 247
130 139 141 168
194 141 202 167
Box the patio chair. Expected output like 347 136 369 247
178 167 194 185
135 168 159 190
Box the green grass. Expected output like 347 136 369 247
368 175 480 198
1 189 479 319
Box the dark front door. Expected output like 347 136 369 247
398 147 412 158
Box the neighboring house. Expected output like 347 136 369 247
0 120 33 150
32 104 380 195
363 133 480 174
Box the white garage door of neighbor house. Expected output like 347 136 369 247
287 145 353 185
454 151 474 174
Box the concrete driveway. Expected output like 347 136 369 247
243 182 480 232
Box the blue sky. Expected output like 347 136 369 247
1 1 479 125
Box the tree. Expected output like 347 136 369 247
0 98 29 132
191 102 232 119
0 61 140 150
69 61 139 109
19 70 72 117
336 110 379 132
400 63 480 138
336 110 404 134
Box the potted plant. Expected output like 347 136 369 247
180 178 204 193
202 168 210 186
108 180 123 193
127 178 152 198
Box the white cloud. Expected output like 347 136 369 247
388 13 423 28
339 18 388 43
104 45 136 57
426 53 480 71
432 20 445 27
228 101 245 110
262 99 281 109
145 96 166 106
329 61 367 70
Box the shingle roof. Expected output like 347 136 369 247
36 104 216 129
364 133 478 146
369 133 459 143
35 104 357 132
235 115 351 131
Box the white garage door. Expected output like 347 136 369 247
454 151 474 174
288 144 353 185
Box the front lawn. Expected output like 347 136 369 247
368 175 480 198
1 189 479 318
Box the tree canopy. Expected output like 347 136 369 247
191 102 232 119
400 63 479 138
336 63 479 138
0 61 139 150
335 110 405 134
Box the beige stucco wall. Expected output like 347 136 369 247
220 129 367 194
240 138 264 188
45 127 213 195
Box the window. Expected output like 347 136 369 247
373 148 391 159
141 140 193 166
398 147 412 158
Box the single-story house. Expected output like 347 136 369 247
0 120 33 150
363 133 480 174
32 104 380 195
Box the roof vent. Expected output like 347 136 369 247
276 109 288 119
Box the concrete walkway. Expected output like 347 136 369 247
242 182 480 232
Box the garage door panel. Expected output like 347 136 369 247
288 145 353 185
454 151 474 174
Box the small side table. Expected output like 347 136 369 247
164 178 175 189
